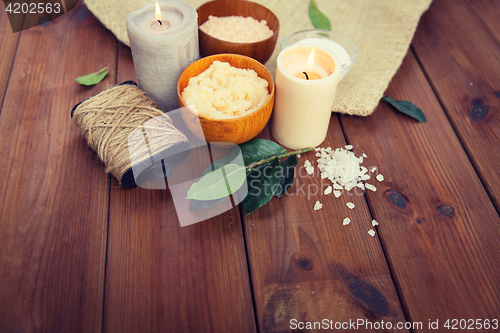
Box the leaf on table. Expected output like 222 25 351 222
275 155 298 198
242 159 281 215
382 96 427 122
200 146 241 177
240 139 286 165
189 197 229 211
75 67 109 86
186 164 246 201
190 147 242 211
309 0 331 31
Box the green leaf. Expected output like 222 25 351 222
190 147 242 211
309 0 331 31
200 147 241 177
382 96 427 122
187 164 246 201
189 197 228 211
240 139 286 165
275 155 298 197
242 159 281 215
75 67 109 86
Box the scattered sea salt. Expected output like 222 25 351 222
343 218 351 225
365 184 377 192
345 145 353 150
346 202 355 209
324 186 332 195
314 201 322 210
362 153 367 158
333 190 341 198
376 174 384 182
297 154 301 158
368 229 376 237
372 220 379 226
371 167 377 173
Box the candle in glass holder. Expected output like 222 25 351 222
126 0 199 111
271 45 341 149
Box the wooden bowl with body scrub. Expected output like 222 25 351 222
196 0 279 64
177 54 275 145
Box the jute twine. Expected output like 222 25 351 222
84 0 432 116
72 83 188 185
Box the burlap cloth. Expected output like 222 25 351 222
84 0 431 116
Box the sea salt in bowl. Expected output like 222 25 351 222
197 0 279 64
177 54 275 145
281 29 357 81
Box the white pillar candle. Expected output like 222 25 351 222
271 45 341 149
126 0 199 111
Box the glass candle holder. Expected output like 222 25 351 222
281 29 357 82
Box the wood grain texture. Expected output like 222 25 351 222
102 45 257 333
412 0 500 212
0 5 116 332
471 0 500 38
0 5 20 110
244 123 408 332
340 50 500 327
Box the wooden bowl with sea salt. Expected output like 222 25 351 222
177 54 275 145
197 0 279 64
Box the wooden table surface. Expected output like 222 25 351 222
1 0 500 332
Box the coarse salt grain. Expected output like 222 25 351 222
368 229 376 237
333 190 341 198
345 145 353 150
324 186 332 195
362 153 367 158
314 201 322 210
376 174 384 182
346 202 355 209
306 166 314 175
200 15 273 43
371 167 377 173
343 218 351 225
372 220 379 226
365 184 377 192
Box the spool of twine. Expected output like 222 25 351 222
72 82 190 188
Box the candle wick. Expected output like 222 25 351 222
303 72 309 80
158 20 162 26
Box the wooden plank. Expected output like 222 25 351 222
102 44 257 333
243 128 408 329
340 50 500 327
471 0 500 39
0 5 20 109
412 0 500 212
0 5 116 332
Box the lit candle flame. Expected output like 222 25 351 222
156 1 162 24
304 48 315 73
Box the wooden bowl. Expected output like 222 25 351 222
177 54 275 145
197 0 279 64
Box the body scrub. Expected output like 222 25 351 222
200 15 273 43
181 61 270 119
